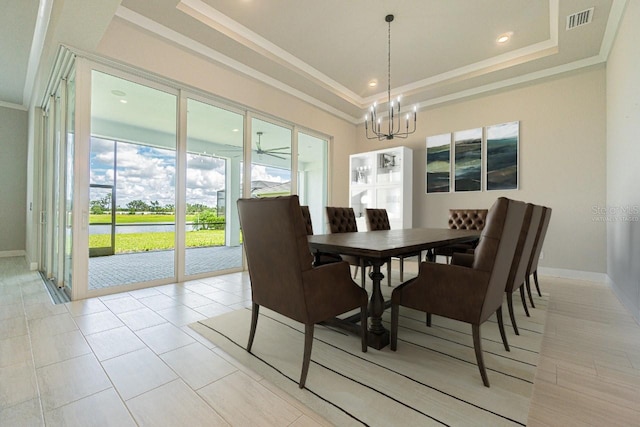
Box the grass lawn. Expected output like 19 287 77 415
90 214 198 224
89 230 225 253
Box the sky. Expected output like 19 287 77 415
90 138 290 209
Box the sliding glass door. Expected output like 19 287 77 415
185 98 243 276
39 53 332 298
40 64 76 297
88 70 177 290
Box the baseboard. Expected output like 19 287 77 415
24 252 38 271
0 250 26 258
538 267 608 283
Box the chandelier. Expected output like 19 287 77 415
365 14 417 140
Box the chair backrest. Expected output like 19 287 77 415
448 209 489 230
326 207 358 233
365 208 390 231
505 204 543 292
237 195 314 322
473 198 526 321
300 205 314 235
528 206 552 273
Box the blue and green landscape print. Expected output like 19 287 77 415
426 133 451 193
486 121 519 190
454 128 482 192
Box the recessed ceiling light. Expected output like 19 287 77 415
111 90 126 97
119 99 128 104
368 79 378 88
232 128 239 132
496 32 513 44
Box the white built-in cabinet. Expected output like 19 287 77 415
349 146 413 231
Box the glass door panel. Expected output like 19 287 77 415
51 91 62 285
63 73 76 294
89 182 115 257
376 149 402 184
89 70 177 290
297 132 328 234
351 188 373 231
185 98 243 276
376 187 402 229
250 118 292 197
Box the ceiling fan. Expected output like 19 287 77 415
255 131 290 160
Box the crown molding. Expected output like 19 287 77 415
177 0 363 106
116 0 624 125
23 0 54 107
115 6 360 124
598 0 628 62
0 100 28 111
177 0 561 110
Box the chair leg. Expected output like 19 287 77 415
299 323 314 389
360 260 366 288
472 324 490 387
390 304 399 351
353 265 359 279
360 303 368 352
247 303 260 351
426 313 432 327
387 259 391 287
507 292 519 335
519 286 530 317
534 270 542 297
399 258 404 282
496 306 510 352
525 276 536 308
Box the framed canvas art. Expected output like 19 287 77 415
454 128 482 192
426 133 451 193
486 121 519 190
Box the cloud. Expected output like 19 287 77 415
90 138 292 209
251 164 290 182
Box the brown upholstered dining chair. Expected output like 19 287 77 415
300 205 342 267
526 206 552 305
433 209 488 263
365 208 421 286
238 196 368 389
503 204 543 335
390 197 526 387
325 207 367 287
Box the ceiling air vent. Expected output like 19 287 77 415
566 7 594 30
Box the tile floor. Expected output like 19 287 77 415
2 256 640 426
0 257 329 426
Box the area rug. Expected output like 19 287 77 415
191 294 548 426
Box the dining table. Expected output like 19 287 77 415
307 228 481 349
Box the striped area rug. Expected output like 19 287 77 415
192 294 548 426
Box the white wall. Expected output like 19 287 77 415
356 67 608 274
0 106 28 253
606 0 640 322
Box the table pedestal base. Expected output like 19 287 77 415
367 330 390 350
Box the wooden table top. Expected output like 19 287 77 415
307 228 480 259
